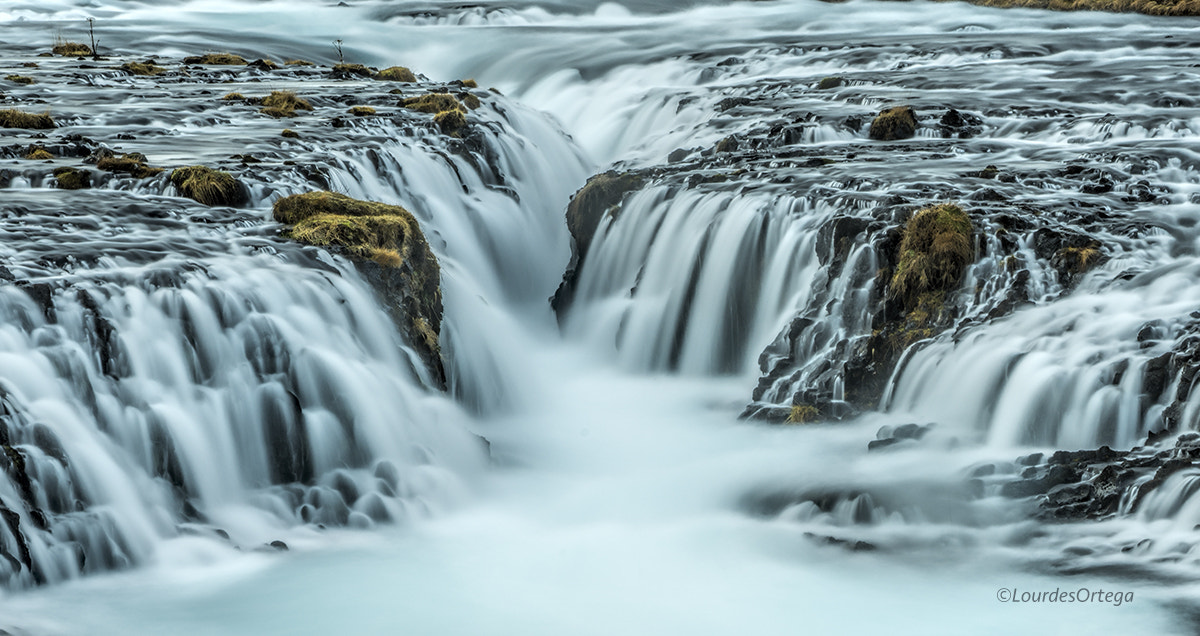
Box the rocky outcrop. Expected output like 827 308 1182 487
272 192 445 387
551 171 644 317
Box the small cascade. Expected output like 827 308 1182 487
0 245 485 588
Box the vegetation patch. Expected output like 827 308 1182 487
169 166 245 206
376 66 416 82
890 204 973 310
259 90 313 118
52 167 90 190
1052 243 1105 276
120 61 164 76
433 109 467 136
460 79 478 88
5 75 35 85
869 106 918 141
332 63 373 78
785 404 820 424
96 153 163 179
281 128 300 138
222 92 245 101
272 191 425 267
183 53 247 65
23 147 53 160
348 106 377 116
401 93 465 114
53 41 92 57
285 59 314 66
0 109 55 129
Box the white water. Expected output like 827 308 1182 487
3 0 1200 632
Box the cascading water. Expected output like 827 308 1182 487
4 0 1200 633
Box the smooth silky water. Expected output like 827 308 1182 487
2 0 1199 632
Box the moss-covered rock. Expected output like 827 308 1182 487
1052 243 1103 276
23 147 53 160
169 166 245 206
433 109 466 136
460 93 481 110
120 62 165 76
376 66 416 82
183 53 246 65
52 166 90 190
96 153 163 179
285 59 314 66
401 93 465 114
348 106 377 116
332 63 373 78
869 106 918 141
889 203 973 310
281 128 300 138
0 109 55 129
259 90 312 118
817 76 844 90
5 75 35 85
222 92 245 101
52 42 92 57
840 204 974 409
460 79 478 88
272 191 444 384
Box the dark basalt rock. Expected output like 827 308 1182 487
551 171 645 318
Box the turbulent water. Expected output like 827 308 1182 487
3 0 1200 633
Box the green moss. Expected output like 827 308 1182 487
817 76 844 90
222 92 245 101
259 90 312 118
21 62 38 68
96 153 163 179
183 53 247 65
433 109 467 136
169 166 244 206
460 78 478 88
376 66 416 82
349 105 377 116
281 128 300 138
285 59 314 66
272 191 429 267
120 62 165 76
0 109 55 129
890 204 973 310
869 106 918 141
274 191 404 225
333 63 373 78
785 404 820 424
23 147 53 160
401 93 464 114
460 93 481 110
5 75 35 85
52 41 92 57
52 166 90 190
